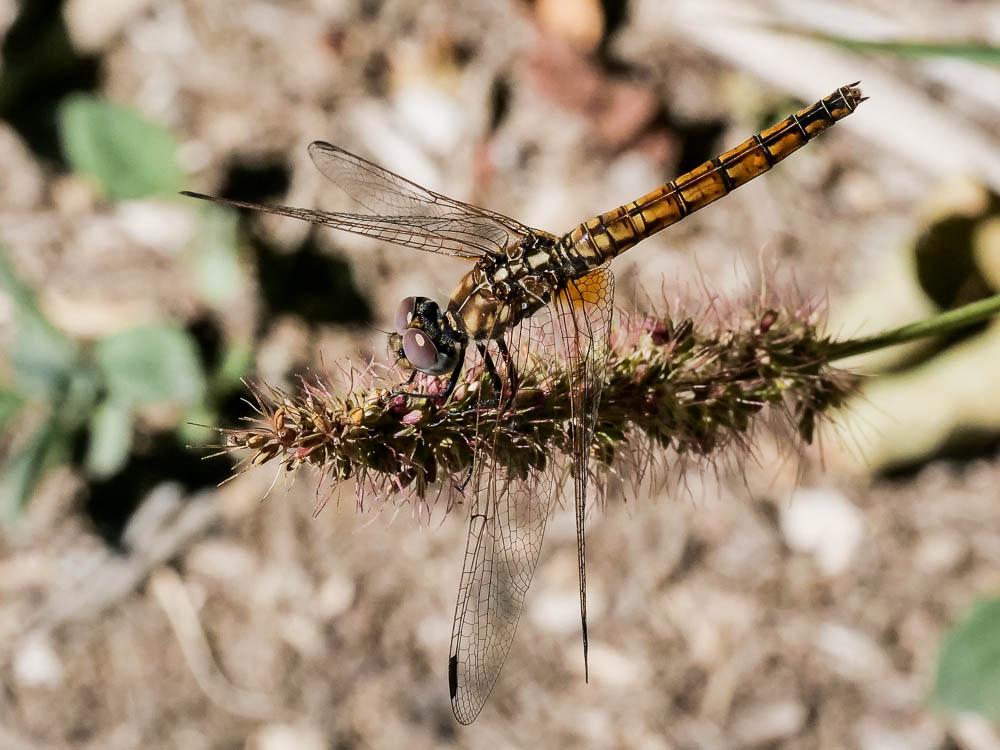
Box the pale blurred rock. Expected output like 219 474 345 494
186 540 259 583
316 573 356 619
246 723 326 750
349 101 446 193
529 590 586 635
585 643 649 687
115 200 195 253
913 530 968 575
279 613 324 659
663 585 757 665
730 699 807 747
64 0 157 53
781 488 864 576
816 623 891 682
951 713 1000 750
856 716 945 750
13 632 64 688
393 82 465 157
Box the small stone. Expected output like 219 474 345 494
730 699 807 747
952 713 1000 750
392 82 465 157
316 574 355 619
856 716 944 750
186 540 258 583
246 723 326 750
816 623 890 681
914 530 967 575
13 632 64 688
586 644 648 687
115 200 195 252
529 591 583 635
781 487 865 576
64 0 157 53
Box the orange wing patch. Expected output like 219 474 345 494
557 267 615 309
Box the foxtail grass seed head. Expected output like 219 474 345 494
222 303 856 504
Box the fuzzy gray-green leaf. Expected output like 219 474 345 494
86 400 134 479
96 324 205 407
0 250 77 399
1 417 61 519
933 596 1000 721
58 94 184 200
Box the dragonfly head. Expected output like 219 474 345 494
388 296 465 376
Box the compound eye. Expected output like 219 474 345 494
402 328 443 373
394 297 418 334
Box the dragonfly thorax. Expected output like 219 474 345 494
446 232 589 341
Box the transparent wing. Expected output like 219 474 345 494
550 266 615 680
181 142 536 260
308 142 535 257
448 306 560 725
446 269 613 723
448 456 558 724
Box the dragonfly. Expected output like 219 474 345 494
184 82 864 723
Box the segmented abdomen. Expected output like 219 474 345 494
564 83 864 265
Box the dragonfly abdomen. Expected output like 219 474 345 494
563 83 864 265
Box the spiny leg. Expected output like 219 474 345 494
475 342 504 404
495 337 519 412
389 343 467 401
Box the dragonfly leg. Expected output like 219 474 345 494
495 338 519 411
476 343 505 406
388 347 466 402
453 462 475 492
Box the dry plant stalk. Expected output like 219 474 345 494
222 299 856 505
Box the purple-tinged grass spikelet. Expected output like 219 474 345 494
218 299 857 509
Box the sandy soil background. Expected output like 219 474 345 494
2 1 1000 748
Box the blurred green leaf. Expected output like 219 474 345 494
0 250 77 399
1 416 61 519
190 206 244 307
774 28 1000 64
213 341 253 391
11 314 79 399
933 596 1000 721
179 404 216 446
61 365 101 430
58 94 184 200
826 38 1000 64
0 390 23 432
96 324 206 407
86 399 134 479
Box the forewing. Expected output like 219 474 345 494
181 143 537 260
182 192 494 260
308 142 535 257
550 266 615 678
